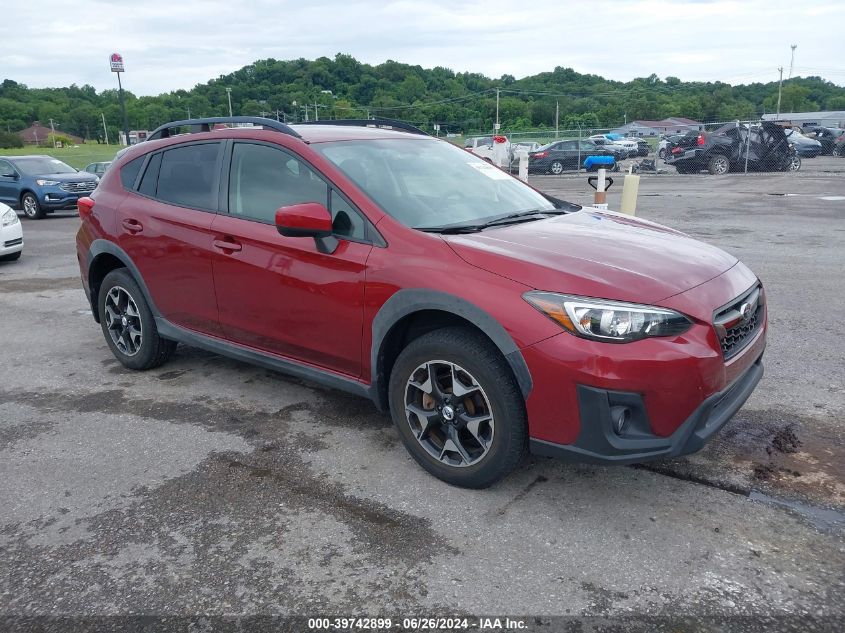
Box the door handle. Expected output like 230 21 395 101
212 239 242 252
122 219 143 233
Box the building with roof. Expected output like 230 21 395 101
16 121 83 145
761 111 845 129
611 117 704 137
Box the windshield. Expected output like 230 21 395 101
314 138 557 230
13 157 76 176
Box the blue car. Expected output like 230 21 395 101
0 155 98 219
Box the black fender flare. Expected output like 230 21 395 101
86 240 161 319
370 289 533 407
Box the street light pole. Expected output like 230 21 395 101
776 67 784 118
788 44 797 79
226 88 233 117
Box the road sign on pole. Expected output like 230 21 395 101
110 53 125 73
110 53 131 146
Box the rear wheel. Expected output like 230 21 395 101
708 154 729 175
21 192 45 219
388 327 527 488
658 148 666 159
787 155 801 172
97 268 176 370
549 160 564 175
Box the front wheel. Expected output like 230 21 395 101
549 160 564 175
21 192 45 219
787 155 801 172
388 327 527 488
97 268 176 370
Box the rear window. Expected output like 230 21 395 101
120 157 144 189
155 143 220 211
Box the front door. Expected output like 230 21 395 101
210 141 373 378
0 159 20 207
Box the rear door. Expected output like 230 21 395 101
116 141 224 336
210 141 373 377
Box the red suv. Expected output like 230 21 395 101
76 117 766 488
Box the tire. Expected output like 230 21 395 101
388 326 528 488
97 268 176 370
0 251 21 261
21 192 45 219
549 160 564 175
658 148 666 159
833 144 844 158
787 155 801 172
708 154 729 175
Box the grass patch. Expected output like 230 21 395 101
0 144 121 169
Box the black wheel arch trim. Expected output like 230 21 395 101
86 240 162 323
370 289 533 410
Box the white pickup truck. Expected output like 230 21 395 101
464 136 511 165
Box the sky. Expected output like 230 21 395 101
3 0 845 96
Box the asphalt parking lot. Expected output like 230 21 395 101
1 157 844 628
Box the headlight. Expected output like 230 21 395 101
2 207 19 227
524 292 692 342
36 179 60 186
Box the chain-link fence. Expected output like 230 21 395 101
453 118 843 176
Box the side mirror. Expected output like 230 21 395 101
275 202 338 254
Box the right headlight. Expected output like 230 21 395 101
524 291 692 343
1 207 19 227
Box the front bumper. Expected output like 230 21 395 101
0 220 24 256
530 352 763 464
38 184 97 210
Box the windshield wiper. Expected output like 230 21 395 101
418 209 566 234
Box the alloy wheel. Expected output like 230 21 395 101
22 195 38 218
788 155 801 171
550 161 563 175
404 360 494 468
104 286 143 356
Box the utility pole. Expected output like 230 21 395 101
49 118 57 148
101 112 109 145
314 102 319 121
495 88 500 134
226 88 233 117
776 67 784 118
555 101 559 138
788 44 797 79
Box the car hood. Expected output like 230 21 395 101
33 172 97 182
444 209 739 304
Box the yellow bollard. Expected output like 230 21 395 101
620 172 640 215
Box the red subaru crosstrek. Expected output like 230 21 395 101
76 117 766 488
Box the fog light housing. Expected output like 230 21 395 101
610 406 631 435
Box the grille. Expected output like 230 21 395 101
59 181 97 193
714 285 764 360
4 237 22 248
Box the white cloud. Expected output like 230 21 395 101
2 0 843 94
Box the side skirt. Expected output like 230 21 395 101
155 318 374 402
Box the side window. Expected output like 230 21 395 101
119 156 144 190
228 143 328 224
156 143 220 210
330 190 367 241
560 141 576 151
138 153 162 197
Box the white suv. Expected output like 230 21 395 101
0 203 23 262
464 135 510 164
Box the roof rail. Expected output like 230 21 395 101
147 116 302 141
296 117 429 137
